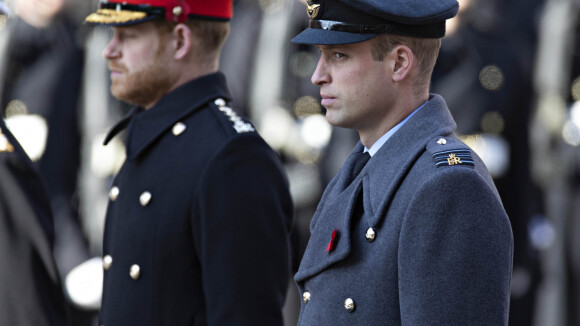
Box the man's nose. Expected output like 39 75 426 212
311 57 330 86
102 37 120 60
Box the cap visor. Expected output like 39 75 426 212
84 9 159 26
291 28 376 45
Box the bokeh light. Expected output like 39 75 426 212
562 121 580 147
258 0 284 13
300 114 332 149
5 99 28 117
0 15 7 30
90 133 126 177
5 114 48 161
571 77 580 102
479 65 504 91
293 95 321 117
480 111 505 135
289 51 318 79
461 133 510 178
570 100 580 127
259 106 295 151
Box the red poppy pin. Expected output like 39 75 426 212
325 228 338 253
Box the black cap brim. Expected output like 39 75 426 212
291 27 376 45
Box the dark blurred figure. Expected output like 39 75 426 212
530 0 580 324
0 0 94 324
0 0 88 287
0 117 68 325
432 0 546 325
567 15 580 326
220 0 264 117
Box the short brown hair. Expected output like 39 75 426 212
153 18 230 63
370 34 441 96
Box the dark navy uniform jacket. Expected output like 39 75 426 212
296 95 513 325
0 119 68 326
98 72 293 326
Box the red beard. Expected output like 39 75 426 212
109 48 174 109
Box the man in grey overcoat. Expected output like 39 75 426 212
291 0 514 325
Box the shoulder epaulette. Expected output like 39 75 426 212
426 136 474 168
213 98 255 134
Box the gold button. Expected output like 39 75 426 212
214 98 226 107
302 291 311 304
437 138 447 145
139 191 152 206
365 228 376 242
172 6 182 16
130 264 140 280
109 186 120 202
172 122 187 136
103 255 113 270
344 298 355 312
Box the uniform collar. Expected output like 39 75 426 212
309 94 457 234
104 72 232 160
364 101 427 157
360 94 456 226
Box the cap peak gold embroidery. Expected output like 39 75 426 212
85 9 147 24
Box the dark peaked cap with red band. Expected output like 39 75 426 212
84 0 233 26
292 0 459 45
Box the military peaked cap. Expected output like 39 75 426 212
292 0 459 45
84 0 233 26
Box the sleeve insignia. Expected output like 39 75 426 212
432 149 474 168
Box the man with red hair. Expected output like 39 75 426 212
84 1 293 325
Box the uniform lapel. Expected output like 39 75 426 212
103 106 142 146
103 73 232 160
295 149 364 282
307 143 365 234
362 94 456 227
127 73 232 160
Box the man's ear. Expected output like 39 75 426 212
172 23 192 60
391 45 414 82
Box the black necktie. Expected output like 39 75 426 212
348 151 371 185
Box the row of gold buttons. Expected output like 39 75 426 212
300 228 377 313
103 255 141 280
109 186 152 207
107 119 188 204
302 291 356 313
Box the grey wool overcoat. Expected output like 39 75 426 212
295 94 513 325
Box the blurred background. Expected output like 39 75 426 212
0 0 578 325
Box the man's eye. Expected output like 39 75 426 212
118 32 136 40
334 52 345 59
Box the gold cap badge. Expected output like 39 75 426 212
306 0 320 19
